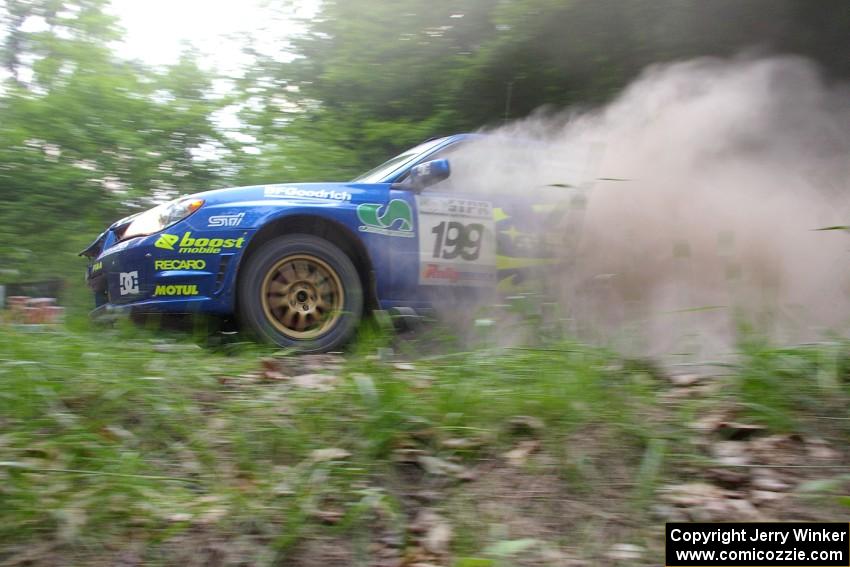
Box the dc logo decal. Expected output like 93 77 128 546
119 271 139 296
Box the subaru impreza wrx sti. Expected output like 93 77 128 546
82 134 575 352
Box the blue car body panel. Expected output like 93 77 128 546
84 133 570 317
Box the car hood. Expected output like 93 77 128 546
80 181 385 257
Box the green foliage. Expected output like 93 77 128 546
0 1 226 281
5 321 847 562
232 0 850 184
0 323 661 558
730 337 850 431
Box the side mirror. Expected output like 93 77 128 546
408 159 450 191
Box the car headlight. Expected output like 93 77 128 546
122 197 204 239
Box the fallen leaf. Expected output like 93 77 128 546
707 467 749 487
292 373 337 391
503 440 540 467
318 509 345 524
751 469 790 492
261 370 288 382
715 421 766 441
725 498 763 519
485 538 540 557
311 448 351 462
688 411 731 433
441 437 483 450
392 447 426 464
198 507 228 525
669 374 700 387
750 490 785 504
508 415 545 435
607 543 644 561
417 455 467 477
660 482 730 506
805 436 839 461
423 521 452 555
152 343 202 353
710 441 750 466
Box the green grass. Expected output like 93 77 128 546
1 322 848 565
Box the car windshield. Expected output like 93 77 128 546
351 138 447 183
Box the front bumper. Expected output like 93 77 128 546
85 226 254 317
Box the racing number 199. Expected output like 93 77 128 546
431 221 484 261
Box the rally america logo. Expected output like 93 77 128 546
357 199 414 237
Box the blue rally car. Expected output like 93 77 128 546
82 134 576 352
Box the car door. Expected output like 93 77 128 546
378 170 499 307
383 139 593 306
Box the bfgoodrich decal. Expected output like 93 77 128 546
264 186 352 201
155 232 245 254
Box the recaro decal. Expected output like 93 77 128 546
154 232 245 254
357 199 414 237
154 259 206 270
153 284 199 297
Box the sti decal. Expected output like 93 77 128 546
207 212 245 227
357 199 414 237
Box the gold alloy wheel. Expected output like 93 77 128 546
260 254 344 340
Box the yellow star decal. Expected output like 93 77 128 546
493 207 510 222
500 225 523 242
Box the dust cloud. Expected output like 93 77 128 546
447 56 850 360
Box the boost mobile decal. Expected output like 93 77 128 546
155 232 245 254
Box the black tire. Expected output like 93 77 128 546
237 234 363 352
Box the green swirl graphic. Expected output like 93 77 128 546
357 199 413 232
